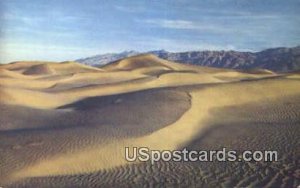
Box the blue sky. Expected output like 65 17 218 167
0 0 299 63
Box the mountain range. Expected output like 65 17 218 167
76 46 300 72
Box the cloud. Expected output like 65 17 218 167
142 19 198 29
1 9 84 26
1 12 43 26
114 5 144 13
47 10 86 22
187 8 283 19
137 16 289 37
138 19 233 33
0 9 85 41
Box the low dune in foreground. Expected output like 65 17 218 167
0 54 299 187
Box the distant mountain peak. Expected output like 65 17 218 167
148 49 168 53
119 50 139 54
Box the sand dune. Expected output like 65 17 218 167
102 54 175 71
47 61 103 74
0 61 47 71
0 55 299 187
1 56 273 109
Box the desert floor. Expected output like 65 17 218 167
0 54 299 187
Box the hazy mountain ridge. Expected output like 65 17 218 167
76 51 140 66
76 46 300 72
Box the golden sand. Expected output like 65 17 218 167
0 55 299 186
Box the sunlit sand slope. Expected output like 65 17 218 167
0 55 299 187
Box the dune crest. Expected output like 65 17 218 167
102 54 168 70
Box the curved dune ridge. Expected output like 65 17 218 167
0 55 299 187
101 54 175 71
240 68 276 75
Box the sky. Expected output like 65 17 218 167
0 0 300 63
